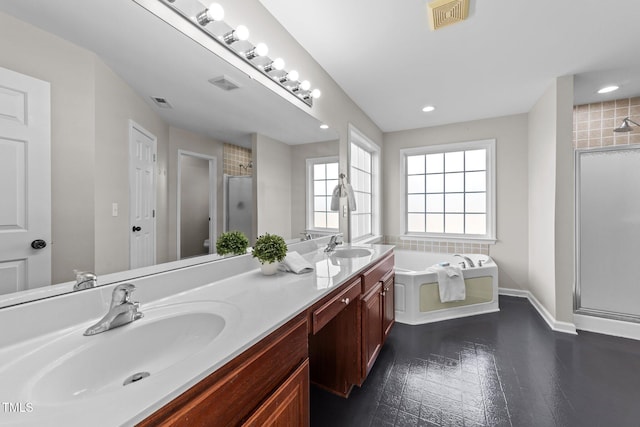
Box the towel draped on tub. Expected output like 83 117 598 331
429 264 466 303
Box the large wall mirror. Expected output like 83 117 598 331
0 0 338 307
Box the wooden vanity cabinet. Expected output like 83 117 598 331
359 253 395 384
138 314 309 427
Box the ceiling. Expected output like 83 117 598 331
259 0 640 132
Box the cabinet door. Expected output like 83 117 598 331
382 274 395 342
242 360 310 427
361 282 383 379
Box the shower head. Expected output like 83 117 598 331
614 117 640 133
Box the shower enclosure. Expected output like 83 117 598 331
224 175 253 242
575 145 640 322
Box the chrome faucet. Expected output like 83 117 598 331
84 283 143 336
74 270 97 291
324 234 343 252
453 254 475 268
300 232 312 241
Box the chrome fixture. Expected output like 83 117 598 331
453 254 475 268
300 232 312 241
239 161 253 171
84 284 144 336
196 3 224 26
324 234 343 253
613 117 640 133
157 0 321 106
74 271 97 291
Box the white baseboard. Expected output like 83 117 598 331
574 314 640 341
499 287 577 335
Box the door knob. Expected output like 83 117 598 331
31 239 47 249
132 226 142 232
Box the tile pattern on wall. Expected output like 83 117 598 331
383 236 489 255
573 97 640 149
311 296 640 427
223 143 252 176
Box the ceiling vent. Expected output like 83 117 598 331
151 97 173 109
209 75 242 91
428 0 469 31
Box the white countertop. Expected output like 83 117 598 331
0 243 393 427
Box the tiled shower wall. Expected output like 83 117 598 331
223 143 252 176
573 96 640 148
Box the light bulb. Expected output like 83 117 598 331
300 80 311 91
196 3 224 25
235 25 249 41
287 70 299 82
263 58 285 73
254 43 268 57
311 89 321 99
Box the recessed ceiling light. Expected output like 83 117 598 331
597 85 619 94
320 124 329 130
422 105 436 112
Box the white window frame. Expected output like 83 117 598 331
348 124 381 243
306 156 340 233
400 139 496 243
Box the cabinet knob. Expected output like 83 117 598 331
341 297 350 305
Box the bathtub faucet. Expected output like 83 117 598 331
453 254 475 268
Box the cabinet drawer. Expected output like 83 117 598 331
139 314 308 427
312 278 361 335
361 253 394 294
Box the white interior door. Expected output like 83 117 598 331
129 121 156 269
0 66 51 295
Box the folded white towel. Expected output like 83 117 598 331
429 264 466 302
330 184 340 211
281 251 314 274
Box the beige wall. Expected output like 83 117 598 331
179 156 211 258
252 134 292 241
383 114 530 290
290 140 340 238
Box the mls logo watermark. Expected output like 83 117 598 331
1 402 33 413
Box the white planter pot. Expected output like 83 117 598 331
260 262 279 276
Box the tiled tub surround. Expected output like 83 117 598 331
223 143 252 176
573 96 640 149
383 236 489 255
0 240 393 426
393 250 499 325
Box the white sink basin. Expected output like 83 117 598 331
18 301 239 404
332 248 374 258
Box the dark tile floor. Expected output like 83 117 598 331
310 296 640 427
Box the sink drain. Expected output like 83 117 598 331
123 371 150 386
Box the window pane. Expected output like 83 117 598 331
445 172 464 192
327 212 339 229
408 194 425 212
465 171 486 192
465 149 486 171
408 214 425 233
363 150 371 173
445 214 464 234
407 155 425 174
445 151 464 172
363 171 371 193
362 193 372 214
426 194 443 213
466 193 486 213
363 215 371 236
426 214 444 233
445 193 464 213
314 196 326 212
426 174 444 193
326 162 338 179
351 144 359 167
326 180 339 194
426 153 443 173
314 180 326 196
407 175 425 193
351 215 360 238
465 214 486 235
314 164 325 180
314 213 326 228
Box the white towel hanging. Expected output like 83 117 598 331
330 173 357 211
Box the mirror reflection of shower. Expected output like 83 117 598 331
223 143 253 243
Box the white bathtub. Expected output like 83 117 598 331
393 250 499 325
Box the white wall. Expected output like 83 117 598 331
527 75 574 323
383 114 530 290
252 134 292 241
179 156 211 258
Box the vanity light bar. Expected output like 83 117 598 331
159 0 321 107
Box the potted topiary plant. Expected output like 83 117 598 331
252 233 287 275
216 230 249 257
